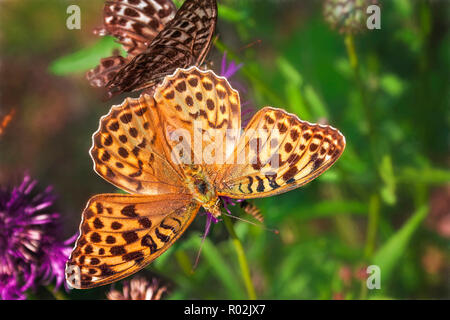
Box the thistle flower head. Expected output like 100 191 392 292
107 277 167 300
0 174 76 300
220 51 244 80
323 0 379 35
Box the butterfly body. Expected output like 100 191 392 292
183 164 221 217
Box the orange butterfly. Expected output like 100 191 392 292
65 67 345 288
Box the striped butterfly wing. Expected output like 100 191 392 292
215 107 346 199
87 0 177 88
66 193 200 289
106 0 218 98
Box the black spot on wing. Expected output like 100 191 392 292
247 176 254 193
265 173 280 189
255 176 265 192
155 228 170 243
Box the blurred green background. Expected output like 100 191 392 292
0 0 448 299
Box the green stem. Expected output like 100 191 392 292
344 34 377 162
327 185 361 247
344 35 359 71
334 214 360 247
359 276 368 300
364 194 380 259
360 194 380 299
345 35 381 301
222 215 257 300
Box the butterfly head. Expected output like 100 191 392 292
184 165 221 218
193 181 221 218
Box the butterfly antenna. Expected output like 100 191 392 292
191 235 206 273
221 211 279 235
191 213 215 272
238 39 262 52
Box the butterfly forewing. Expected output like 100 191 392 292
91 94 188 195
66 193 199 289
106 0 217 97
216 107 346 198
153 67 241 177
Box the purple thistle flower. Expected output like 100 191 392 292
221 197 245 215
0 174 76 300
220 51 244 81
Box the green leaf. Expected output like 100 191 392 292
392 0 413 17
276 57 312 119
380 74 405 97
48 36 124 75
285 84 310 120
398 167 450 184
318 170 340 182
174 1 252 25
184 235 244 299
172 0 182 8
276 56 303 86
372 204 428 284
219 4 250 24
303 85 329 119
263 199 368 221
334 58 352 78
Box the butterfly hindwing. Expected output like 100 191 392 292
106 0 218 97
99 0 177 58
87 0 177 88
86 55 128 88
216 107 346 198
66 193 200 289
